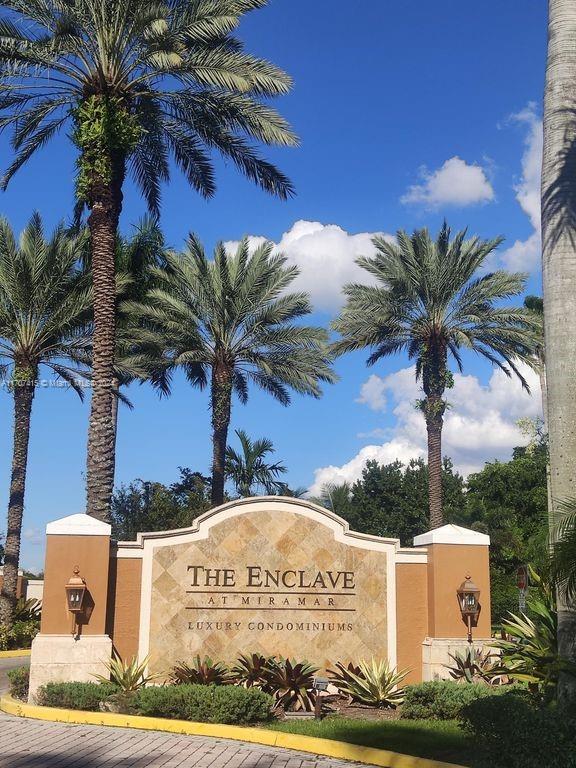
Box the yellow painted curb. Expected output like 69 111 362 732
0 650 31 659
0 696 467 768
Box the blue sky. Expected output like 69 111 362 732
0 1 547 571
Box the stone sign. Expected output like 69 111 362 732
133 499 397 674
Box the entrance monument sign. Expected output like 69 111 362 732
28 496 493 699
131 500 396 674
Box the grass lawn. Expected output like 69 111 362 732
266 717 472 766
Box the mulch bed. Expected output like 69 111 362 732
326 703 400 721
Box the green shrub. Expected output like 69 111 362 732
7 666 29 701
461 692 576 768
134 684 273 724
0 619 39 650
36 682 119 711
401 681 507 720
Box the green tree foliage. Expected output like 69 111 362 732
315 458 466 546
332 223 537 528
0 215 91 628
128 237 335 506
459 433 549 624
0 0 298 523
111 468 212 541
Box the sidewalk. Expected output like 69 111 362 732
0 712 365 768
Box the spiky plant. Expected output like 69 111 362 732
128 237 336 506
262 658 319 712
445 647 504 685
231 652 275 689
0 0 298 522
0 215 91 628
93 653 161 692
332 223 537 529
170 656 231 686
329 658 407 709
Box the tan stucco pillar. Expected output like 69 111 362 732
413 524 492 681
29 514 113 701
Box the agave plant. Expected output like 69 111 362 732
231 653 276 690
445 647 506 685
327 661 363 700
263 658 319 712
93 653 160 693
493 571 576 694
331 658 407 709
170 656 231 686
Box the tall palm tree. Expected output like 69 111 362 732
225 429 287 497
332 223 537 529
0 214 91 628
0 0 298 522
129 237 336 506
541 0 576 698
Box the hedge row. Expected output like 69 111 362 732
35 681 273 724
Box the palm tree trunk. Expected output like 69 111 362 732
211 362 232 507
111 375 120 449
86 177 122 523
0 372 35 628
425 396 444 530
542 0 576 700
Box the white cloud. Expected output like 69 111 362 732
500 104 543 272
356 374 388 411
309 364 542 494
224 220 394 313
401 156 495 208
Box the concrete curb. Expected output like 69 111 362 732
0 650 31 659
0 695 467 768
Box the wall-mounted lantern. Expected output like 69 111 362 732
65 566 87 634
457 574 480 643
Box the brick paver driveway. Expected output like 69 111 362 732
0 713 365 768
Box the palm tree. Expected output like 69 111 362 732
225 429 287 497
310 482 352 518
332 223 537 529
541 0 576 699
0 1 298 523
0 214 91 628
129 237 336 506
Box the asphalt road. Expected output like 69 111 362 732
0 655 30 694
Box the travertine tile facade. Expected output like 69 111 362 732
148 509 389 673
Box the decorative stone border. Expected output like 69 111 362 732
0 650 31 659
0 695 467 768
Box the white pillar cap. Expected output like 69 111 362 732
413 524 490 547
46 513 111 537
